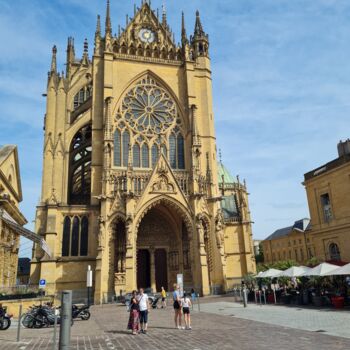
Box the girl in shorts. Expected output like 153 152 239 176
181 292 192 330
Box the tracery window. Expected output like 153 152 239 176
113 76 186 170
68 125 92 205
61 215 89 257
73 84 92 110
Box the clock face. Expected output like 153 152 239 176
138 28 155 43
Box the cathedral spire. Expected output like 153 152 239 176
191 10 209 58
95 14 101 37
194 10 204 37
66 37 75 79
162 3 167 28
181 12 188 47
50 45 57 74
81 38 89 65
94 15 101 55
105 0 112 35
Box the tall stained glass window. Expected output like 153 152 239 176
122 131 130 167
142 144 149 168
114 130 121 166
177 134 185 169
133 144 141 167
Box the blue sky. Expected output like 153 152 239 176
1 0 350 257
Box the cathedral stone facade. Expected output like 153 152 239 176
30 1 256 302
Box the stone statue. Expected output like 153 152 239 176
215 209 225 248
98 216 105 248
196 217 205 246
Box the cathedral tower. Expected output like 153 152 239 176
30 1 256 301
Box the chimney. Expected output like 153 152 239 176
337 139 350 157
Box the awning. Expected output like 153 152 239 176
0 210 51 257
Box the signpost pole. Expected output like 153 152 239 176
87 265 93 307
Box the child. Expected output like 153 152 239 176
180 293 192 330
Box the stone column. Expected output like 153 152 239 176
150 248 156 293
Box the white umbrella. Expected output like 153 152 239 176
300 262 339 276
277 266 311 277
258 268 282 278
255 271 264 278
322 262 350 276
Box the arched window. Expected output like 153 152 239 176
329 243 341 261
114 130 121 166
62 216 71 257
73 84 92 110
168 131 185 169
151 145 158 167
61 216 89 257
169 133 176 168
142 144 149 168
133 144 141 167
122 131 130 167
71 216 80 256
80 216 89 256
177 134 185 169
68 125 92 205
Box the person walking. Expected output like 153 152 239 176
138 288 149 334
191 288 196 310
181 293 192 329
127 290 140 335
161 286 167 308
173 284 183 329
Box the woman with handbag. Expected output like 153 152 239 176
127 290 140 335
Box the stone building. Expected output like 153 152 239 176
0 145 27 287
30 1 256 301
261 219 311 265
303 140 350 263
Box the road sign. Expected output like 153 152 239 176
39 279 46 288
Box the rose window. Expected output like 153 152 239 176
121 82 176 135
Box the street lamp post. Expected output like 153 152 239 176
86 265 93 307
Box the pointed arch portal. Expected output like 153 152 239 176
136 201 192 292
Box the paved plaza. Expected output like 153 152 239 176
1 297 350 349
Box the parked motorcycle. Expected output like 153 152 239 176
0 305 12 331
72 304 90 321
21 304 73 328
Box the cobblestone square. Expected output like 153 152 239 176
1 298 350 350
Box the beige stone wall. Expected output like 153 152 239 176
261 229 311 265
0 146 26 288
305 161 350 262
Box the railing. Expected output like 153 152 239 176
174 170 190 195
109 170 191 197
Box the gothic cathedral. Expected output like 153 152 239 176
30 1 256 302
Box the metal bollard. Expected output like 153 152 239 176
16 304 22 342
59 290 72 350
263 289 267 304
53 306 58 350
259 291 262 305
243 288 247 308
254 290 257 304
197 293 200 312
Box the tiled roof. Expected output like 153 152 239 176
264 218 310 241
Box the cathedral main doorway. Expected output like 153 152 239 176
136 203 190 292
